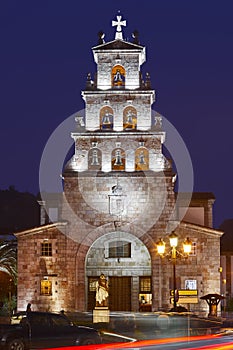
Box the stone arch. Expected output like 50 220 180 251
74 222 156 311
85 231 152 311
100 106 113 130
111 65 125 88
135 147 149 171
123 106 137 130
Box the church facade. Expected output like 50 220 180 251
15 15 223 315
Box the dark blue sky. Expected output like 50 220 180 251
1 0 233 228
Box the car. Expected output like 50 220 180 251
0 311 101 349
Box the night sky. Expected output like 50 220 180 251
1 1 233 228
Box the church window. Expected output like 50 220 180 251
109 241 131 258
111 148 125 171
41 242 52 257
139 277 151 293
100 106 113 130
40 279 52 296
88 148 102 170
123 106 137 130
135 147 149 171
112 65 125 88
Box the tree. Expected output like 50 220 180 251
0 187 40 234
0 240 17 284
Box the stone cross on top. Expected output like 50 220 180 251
112 13 126 40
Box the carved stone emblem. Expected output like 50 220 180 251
108 183 126 215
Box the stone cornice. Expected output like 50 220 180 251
82 89 154 96
14 222 67 238
71 131 165 138
180 221 224 237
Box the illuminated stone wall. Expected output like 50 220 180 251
83 92 154 131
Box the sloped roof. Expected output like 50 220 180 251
180 221 223 237
92 39 144 51
14 222 67 238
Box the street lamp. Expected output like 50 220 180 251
156 231 192 311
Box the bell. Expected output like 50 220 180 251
139 151 145 164
114 150 123 165
91 150 99 165
103 114 111 124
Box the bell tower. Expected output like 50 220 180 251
65 14 171 174
63 14 176 311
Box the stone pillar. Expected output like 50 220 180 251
132 276 139 311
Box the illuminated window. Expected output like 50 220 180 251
40 279 52 295
41 242 52 256
140 277 151 292
109 241 131 258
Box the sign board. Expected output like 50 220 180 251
185 280 197 290
170 289 198 304
170 289 198 296
170 296 198 304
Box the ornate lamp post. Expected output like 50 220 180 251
156 232 192 311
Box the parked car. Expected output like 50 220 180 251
0 311 101 349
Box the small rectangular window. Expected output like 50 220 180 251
41 242 52 256
140 277 151 292
40 280 52 295
189 242 197 256
109 241 131 258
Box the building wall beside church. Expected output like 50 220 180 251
15 215 222 315
152 225 222 314
16 224 77 312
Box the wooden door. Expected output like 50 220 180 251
109 277 131 311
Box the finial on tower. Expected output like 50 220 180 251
132 30 139 44
98 31 105 45
112 12 126 40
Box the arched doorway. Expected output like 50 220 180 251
85 231 152 312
